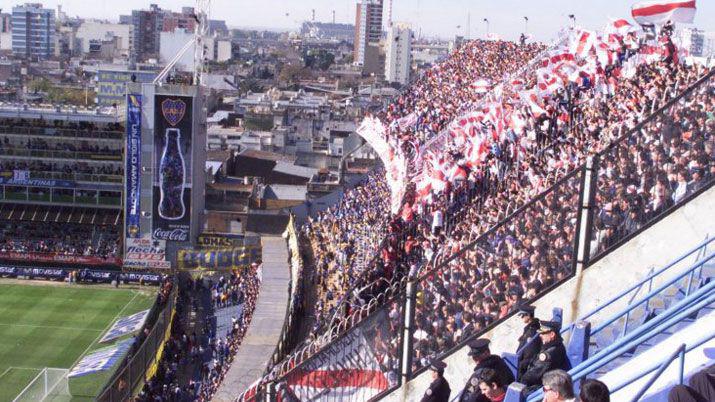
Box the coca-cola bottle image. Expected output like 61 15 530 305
158 128 186 220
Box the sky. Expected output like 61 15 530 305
21 0 715 41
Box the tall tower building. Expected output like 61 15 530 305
11 3 56 60
354 0 383 73
385 23 411 85
130 4 165 63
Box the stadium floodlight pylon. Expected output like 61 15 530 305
12 368 71 402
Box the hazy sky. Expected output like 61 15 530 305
24 0 715 41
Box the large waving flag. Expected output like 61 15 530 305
631 1 696 25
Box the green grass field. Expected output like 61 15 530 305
0 283 155 402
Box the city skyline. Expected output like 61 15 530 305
17 0 715 41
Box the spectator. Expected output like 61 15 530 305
478 368 508 402
542 370 575 402
668 364 715 402
579 379 610 402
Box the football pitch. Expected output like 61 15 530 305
0 283 155 402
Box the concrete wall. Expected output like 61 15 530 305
384 185 715 402
75 21 131 54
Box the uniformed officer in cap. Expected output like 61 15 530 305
515 305 542 381
520 320 571 393
458 338 515 402
421 359 451 402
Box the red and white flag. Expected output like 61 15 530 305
607 18 636 36
471 79 490 94
631 1 696 25
570 30 596 59
284 329 390 401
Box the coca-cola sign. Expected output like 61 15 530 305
153 94 193 243
152 228 189 242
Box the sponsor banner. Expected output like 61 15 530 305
177 246 261 271
69 339 134 378
284 328 389 401
0 265 164 284
0 177 76 188
0 266 65 279
152 95 193 243
124 238 170 269
125 94 142 239
0 251 121 266
100 309 150 343
197 233 245 248
96 70 158 106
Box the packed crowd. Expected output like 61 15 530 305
0 136 120 155
295 24 714 377
301 171 391 333
301 40 547 337
136 265 262 402
0 221 119 258
0 118 123 133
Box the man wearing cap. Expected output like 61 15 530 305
516 305 542 381
421 359 451 402
520 321 571 392
459 338 514 402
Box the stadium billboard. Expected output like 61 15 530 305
152 95 193 243
124 238 171 269
196 233 245 248
176 246 261 271
125 94 142 239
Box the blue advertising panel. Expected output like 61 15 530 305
125 94 142 239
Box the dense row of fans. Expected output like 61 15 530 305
297 24 714 381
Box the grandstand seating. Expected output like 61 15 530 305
256 28 715 401
500 237 715 401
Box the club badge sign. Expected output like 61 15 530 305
152 95 193 242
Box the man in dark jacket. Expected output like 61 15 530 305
459 338 515 402
421 359 451 402
521 321 571 393
516 305 542 381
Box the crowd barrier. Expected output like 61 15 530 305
96 280 178 402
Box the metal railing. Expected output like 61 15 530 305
29 170 123 184
96 282 178 402
525 281 715 401
0 125 123 140
561 237 714 340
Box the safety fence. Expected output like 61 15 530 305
96 280 178 402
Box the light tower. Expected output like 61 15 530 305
193 0 211 85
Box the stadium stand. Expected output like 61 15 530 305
0 106 124 268
235 17 714 402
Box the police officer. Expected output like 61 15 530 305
421 359 451 402
520 321 571 393
459 338 515 402
515 305 542 381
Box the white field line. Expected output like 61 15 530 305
68 290 140 369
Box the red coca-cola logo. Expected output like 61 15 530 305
153 228 189 242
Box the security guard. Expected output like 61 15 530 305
459 338 515 402
520 320 571 393
515 305 542 381
421 359 451 402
